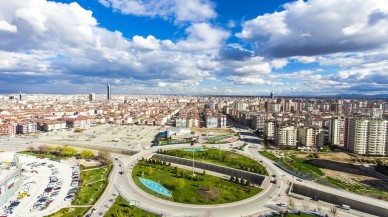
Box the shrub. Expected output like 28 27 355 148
80 149 94 159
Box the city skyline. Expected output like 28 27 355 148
1 0 388 95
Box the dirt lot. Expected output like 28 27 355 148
289 151 388 191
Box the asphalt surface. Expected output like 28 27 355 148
0 125 383 217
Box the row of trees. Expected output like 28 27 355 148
26 145 112 164
160 149 267 175
139 158 206 182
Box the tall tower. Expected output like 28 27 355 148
107 84 111 100
270 91 274 99
89 93 95 101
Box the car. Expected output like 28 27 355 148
44 188 53 193
64 195 74 201
68 189 78 193
340 204 350 210
271 174 276 177
91 207 97 213
296 178 303 182
277 202 287 207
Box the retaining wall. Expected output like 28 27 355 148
152 154 266 185
291 183 388 217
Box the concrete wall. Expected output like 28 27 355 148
152 154 266 185
291 183 388 217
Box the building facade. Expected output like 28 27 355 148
274 125 297 146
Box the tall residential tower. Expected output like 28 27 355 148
107 84 111 100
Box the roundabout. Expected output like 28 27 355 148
113 143 283 216
132 156 262 205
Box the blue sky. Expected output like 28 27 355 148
0 0 388 95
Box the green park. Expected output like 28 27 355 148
160 148 268 175
132 158 262 204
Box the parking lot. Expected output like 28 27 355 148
1 155 77 217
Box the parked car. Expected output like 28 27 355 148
64 195 74 201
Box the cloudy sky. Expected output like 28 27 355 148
1 0 388 95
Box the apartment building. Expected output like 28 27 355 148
298 126 324 148
347 118 388 156
328 116 346 147
264 120 275 139
0 124 16 136
274 125 297 146
252 113 268 131
16 122 37 134
205 116 218 128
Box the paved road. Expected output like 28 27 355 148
0 127 383 217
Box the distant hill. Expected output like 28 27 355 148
334 94 388 99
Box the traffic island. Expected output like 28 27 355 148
131 159 262 204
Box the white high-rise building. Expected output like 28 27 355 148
264 120 275 139
347 118 369 155
328 116 345 147
367 120 388 156
347 118 388 156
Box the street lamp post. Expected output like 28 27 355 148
192 150 195 176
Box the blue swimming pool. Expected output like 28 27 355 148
138 177 172 197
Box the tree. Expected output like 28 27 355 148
80 149 94 159
329 206 338 217
288 198 296 211
26 145 35 152
49 146 62 154
146 167 154 175
98 149 113 165
176 179 185 191
302 201 309 211
60 146 78 157
37 145 50 154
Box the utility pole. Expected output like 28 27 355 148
192 150 195 176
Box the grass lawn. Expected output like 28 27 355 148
284 156 325 177
73 180 109 205
132 161 262 204
259 151 280 161
206 134 231 142
45 207 88 217
104 196 161 217
161 149 268 175
156 139 190 146
73 165 112 205
81 165 112 185
259 151 323 178
19 151 69 160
